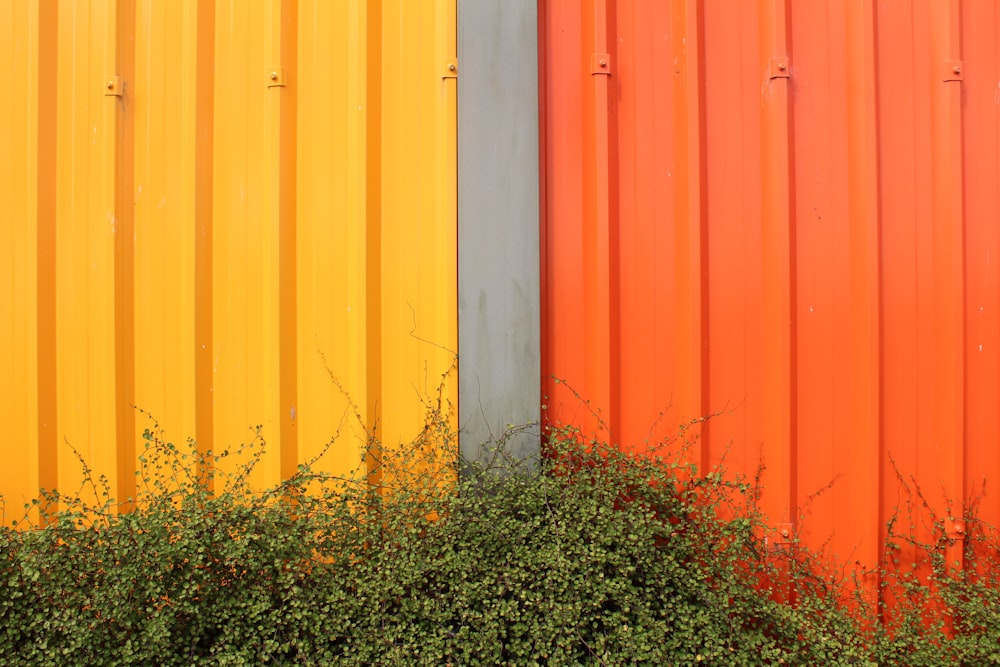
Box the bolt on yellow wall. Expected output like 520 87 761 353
0 0 457 516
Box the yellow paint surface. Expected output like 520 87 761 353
0 0 457 512
54 0 121 505
0 1 40 519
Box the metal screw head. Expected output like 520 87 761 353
599 59 608 67
956 524 964 533
778 62 787 71
954 66 962 74
106 80 114 90
270 71 278 81
448 63 456 71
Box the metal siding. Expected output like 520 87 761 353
0 0 457 507
54 1 123 503
211 1 280 487
0 1 41 516
789 0 881 580
133 0 197 474
963 0 1000 532
457 0 540 463
377 0 457 481
295 0 369 481
540 0 1000 577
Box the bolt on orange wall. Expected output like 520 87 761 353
541 0 999 578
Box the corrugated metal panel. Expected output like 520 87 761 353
540 0 999 576
0 0 456 512
1 0 45 515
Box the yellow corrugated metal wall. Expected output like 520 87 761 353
0 0 457 511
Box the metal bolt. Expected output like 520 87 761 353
448 63 456 71
953 66 961 74
778 62 787 71
270 71 278 81
106 80 114 90
956 525 964 533
599 59 608 67
781 529 789 537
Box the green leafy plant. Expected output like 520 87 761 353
3 394 1000 664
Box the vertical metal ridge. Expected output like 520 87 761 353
671 0 707 465
874 0 925 580
365 0 383 488
538 0 558 439
1 1 37 516
845 0 883 597
583 0 617 438
272 0 298 481
36 0 59 514
440 0 459 478
537 0 550 438
612 0 684 449
783 0 800 532
112 0 137 509
960 0 1000 532
540 1 588 436
758 0 796 526
869 0 890 591
929 0 966 571
605 0 622 447
701 0 754 480
55 0 120 501
194 0 215 488
693 0 711 476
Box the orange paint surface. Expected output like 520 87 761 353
541 0 997 582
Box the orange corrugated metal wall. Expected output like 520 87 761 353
541 0 999 577
0 0 457 514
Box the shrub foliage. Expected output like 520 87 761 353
2 414 999 665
